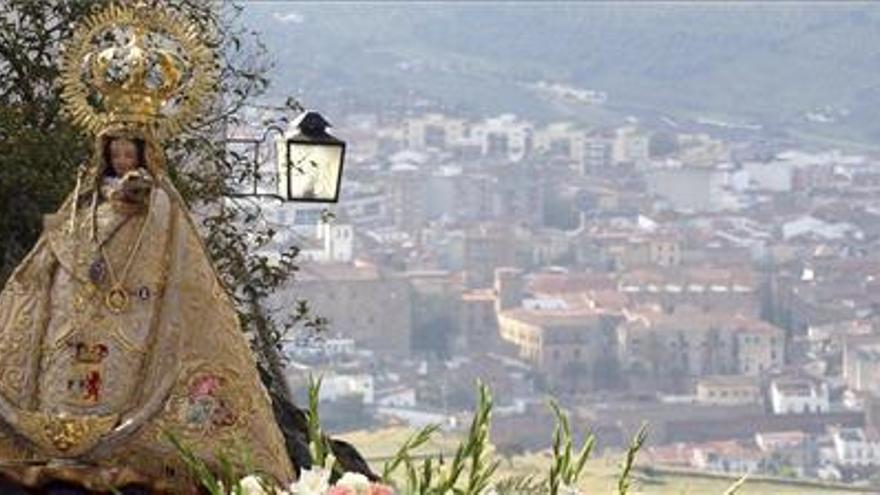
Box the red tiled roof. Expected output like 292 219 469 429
642 443 694 467
528 273 617 294
500 308 603 328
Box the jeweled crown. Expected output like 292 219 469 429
72 342 109 364
61 3 217 140
86 23 186 124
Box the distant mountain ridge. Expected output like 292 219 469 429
245 3 880 146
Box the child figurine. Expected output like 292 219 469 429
102 137 153 213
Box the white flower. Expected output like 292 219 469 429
559 484 584 495
239 475 269 495
335 472 371 492
289 467 331 495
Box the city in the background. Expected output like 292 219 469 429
240 3 880 488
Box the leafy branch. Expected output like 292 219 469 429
548 400 595 494
617 424 648 495
382 423 441 482
306 374 335 469
164 431 260 495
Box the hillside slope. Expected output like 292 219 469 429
245 3 880 144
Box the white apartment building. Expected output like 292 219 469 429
403 113 468 150
471 114 533 162
317 373 375 404
831 428 880 467
534 122 589 164
612 126 650 166
769 378 830 415
318 222 354 263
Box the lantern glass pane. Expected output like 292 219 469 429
287 142 343 201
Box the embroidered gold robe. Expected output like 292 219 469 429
0 177 294 491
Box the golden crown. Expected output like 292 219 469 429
60 3 218 140
72 342 109 364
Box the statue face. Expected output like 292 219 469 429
109 138 139 176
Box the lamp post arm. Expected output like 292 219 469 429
226 123 290 198
223 192 287 201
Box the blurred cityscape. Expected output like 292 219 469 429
236 3 880 489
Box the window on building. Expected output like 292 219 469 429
425 125 446 148
487 133 510 157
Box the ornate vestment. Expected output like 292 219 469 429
0 171 294 491
0 4 299 490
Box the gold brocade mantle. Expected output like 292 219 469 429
0 180 294 491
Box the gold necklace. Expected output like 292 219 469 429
100 195 153 314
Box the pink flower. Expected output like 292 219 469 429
327 487 356 495
367 483 395 495
192 374 222 397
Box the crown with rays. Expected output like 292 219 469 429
60 3 218 140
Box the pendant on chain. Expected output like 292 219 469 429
89 258 107 284
105 285 130 314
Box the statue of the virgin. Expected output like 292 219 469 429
0 4 294 492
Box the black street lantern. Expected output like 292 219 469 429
278 111 345 203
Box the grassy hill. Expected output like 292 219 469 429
339 427 874 494
243 3 880 145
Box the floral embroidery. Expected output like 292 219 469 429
182 373 237 431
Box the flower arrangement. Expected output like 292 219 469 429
173 377 747 495
234 465 394 495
